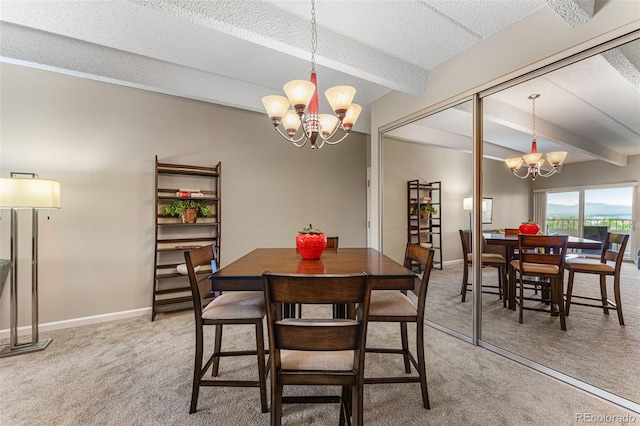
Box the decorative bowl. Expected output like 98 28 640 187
519 223 540 235
177 264 200 275
296 232 327 260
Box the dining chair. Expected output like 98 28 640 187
325 236 339 249
364 243 435 409
504 228 522 259
458 229 507 305
509 235 569 330
184 245 268 414
565 232 629 325
504 228 520 237
262 272 373 426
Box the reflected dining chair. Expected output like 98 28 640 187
458 229 507 305
565 232 629 325
365 243 435 409
509 235 569 330
184 245 268 414
325 236 339 249
262 272 373 426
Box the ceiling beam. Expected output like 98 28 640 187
482 99 628 166
127 0 430 96
544 0 594 27
384 123 519 162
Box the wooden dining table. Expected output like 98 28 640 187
483 233 603 309
210 247 417 292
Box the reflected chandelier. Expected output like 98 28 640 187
505 94 567 180
261 0 361 149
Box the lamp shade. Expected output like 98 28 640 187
283 79 316 110
318 114 339 137
342 103 362 130
324 85 356 114
505 157 524 170
261 95 290 120
463 197 472 211
282 110 302 135
546 151 567 166
0 178 61 209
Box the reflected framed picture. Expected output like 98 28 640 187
482 197 493 224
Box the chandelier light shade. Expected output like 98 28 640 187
261 0 360 149
505 94 567 180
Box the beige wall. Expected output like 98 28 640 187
382 138 530 265
0 64 367 328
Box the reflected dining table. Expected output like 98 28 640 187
210 248 418 316
483 233 603 309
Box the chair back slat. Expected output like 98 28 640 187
275 323 360 351
458 229 471 258
403 243 434 308
265 274 368 305
184 245 216 309
518 235 568 268
601 232 629 266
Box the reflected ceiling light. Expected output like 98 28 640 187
261 0 360 149
505 94 567 180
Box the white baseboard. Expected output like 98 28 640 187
0 307 151 339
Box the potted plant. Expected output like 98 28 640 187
296 224 327 260
419 204 437 219
163 200 211 224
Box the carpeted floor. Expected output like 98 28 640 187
424 261 640 404
1 302 637 425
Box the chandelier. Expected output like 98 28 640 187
261 0 361 149
505 94 567 180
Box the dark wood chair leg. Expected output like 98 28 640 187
599 275 610 315
518 275 524 324
400 322 411 373
354 383 363 426
566 270 575 316
501 265 508 308
509 266 517 311
339 386 348 426
612 275 625 325
255 320 269 413
271 377 282 426
212 324 223 376
190 328 203 414
460 262 469 301
416 320 430 409
555 278 566 331
337 385 354 426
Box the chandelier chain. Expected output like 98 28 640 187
532 95 537 141
310 0 317 72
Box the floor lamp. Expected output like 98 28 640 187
463 197 487 231
0 173 61 357
463 197 473 230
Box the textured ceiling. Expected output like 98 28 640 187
0 0 638 165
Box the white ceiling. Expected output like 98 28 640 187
1 0 638 165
